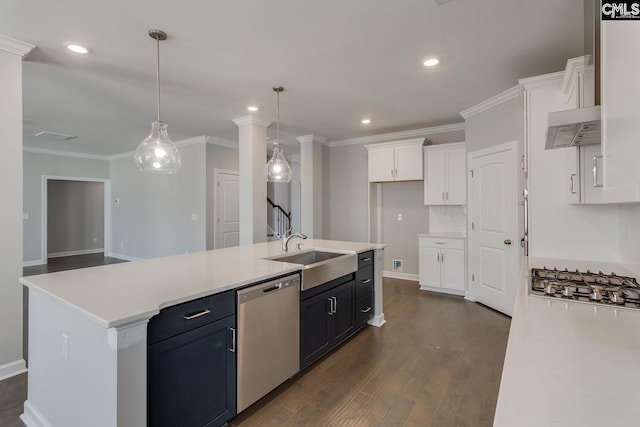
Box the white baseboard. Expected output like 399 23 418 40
21 400 51 427
368 313 386 327
23 259 44 267
106 252 142 262
382 270 419 282
0 359 27 381
48 248 104 258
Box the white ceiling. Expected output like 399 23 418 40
1 0 584 156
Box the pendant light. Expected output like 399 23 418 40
134 29 181 174
265 86 293 183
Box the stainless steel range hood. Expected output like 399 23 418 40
545 105 600 149
545 0 600 150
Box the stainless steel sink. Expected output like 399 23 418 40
266 250 357 290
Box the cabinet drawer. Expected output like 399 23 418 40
355 293 374 329
148 290 235 345
418 236 465 250
355 265 374 299
357 251 374 269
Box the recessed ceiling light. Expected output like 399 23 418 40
361 118 372 124
247 105 259 112
423 58 440 67
66 43 89 54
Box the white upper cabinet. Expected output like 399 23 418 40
424 142 466 205
601 21 640 203
365 139 423 183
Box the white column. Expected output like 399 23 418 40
297 134 326 239
233 116 271 245
288 155 301 233
0 36 33 379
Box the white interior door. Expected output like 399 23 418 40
215 171 240 249
469 142 518 316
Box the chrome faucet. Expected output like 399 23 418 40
282 230 308 252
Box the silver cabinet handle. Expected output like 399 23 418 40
327 298 334 315
593 155 604 188
391 168 394 178
504 239 512 245
332 296 337 313
570 173 577 194
360 257 372 262
183 309 211 320
437 253 440 263
442 191 445 201
445 192 449 201
230 327 236 352
435 242 446 245
441 253 444 263
361 278 372 284
360 307 372 313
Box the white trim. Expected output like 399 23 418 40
206 136 238 149
48 248 104 258
561 56 589 96
419 285 465 296
0 34 35 57
23 259 44 267
23 146 109 161
364 137 424 151
367 313 386 327
41 176 111 264
21 400 51 427
327 123 465 147
232 115 271 128
296 134 327 144
518 71 564 91
213 169 239 249
459 86 520 119
106 252 142 262
382 270 419 282
0 359 27 381
108 135 210 160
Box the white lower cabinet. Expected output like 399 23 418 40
418 236 465 296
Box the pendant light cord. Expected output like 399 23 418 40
156 35 161 122
276 89 280 147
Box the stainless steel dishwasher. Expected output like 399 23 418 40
236 273 300 413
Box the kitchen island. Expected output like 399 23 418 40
494 257 640 427
19 239 385 427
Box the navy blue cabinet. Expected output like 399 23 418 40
148 291 236 427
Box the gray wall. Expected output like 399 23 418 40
23 151 110 263
110 142 207 259
205 144 239 250
0 50 24 371
381 181 429 275
47 180 104 256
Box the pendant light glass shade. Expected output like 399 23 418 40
134 121 181 173
134 29 181 174
265 86 292 183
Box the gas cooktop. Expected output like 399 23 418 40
530 267 640 310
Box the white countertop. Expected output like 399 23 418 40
20 239 384 329
417 232 466 239
494 257 640 427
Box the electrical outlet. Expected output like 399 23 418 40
62 333 69 360
392 259 403 272
397 213 403 221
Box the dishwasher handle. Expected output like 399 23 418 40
237 274 300 304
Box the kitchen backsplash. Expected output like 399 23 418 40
619 204 640 275
429 205 467 233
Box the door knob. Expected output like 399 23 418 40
504 239 512 245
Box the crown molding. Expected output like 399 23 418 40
288 154 300 163
459 86 520 120
206 136 238 150
232 115 271 128
326 123 465 147
23 146 109 161
296 134 327 144
0 35 35 57
561 55 589 97
518 71 564 91
108 135 210 160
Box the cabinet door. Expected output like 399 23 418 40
368 146 395 182
424 148 446 205
148 316 236 427
419 246 441 288
580 144 604 204
331 281 355 345
566 147 581 204
394 143 423 181
440 248 465 292
300 290 332 369
445 145 467 205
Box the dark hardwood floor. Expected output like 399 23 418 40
0 278 511 427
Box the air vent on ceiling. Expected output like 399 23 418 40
35 131 77 141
